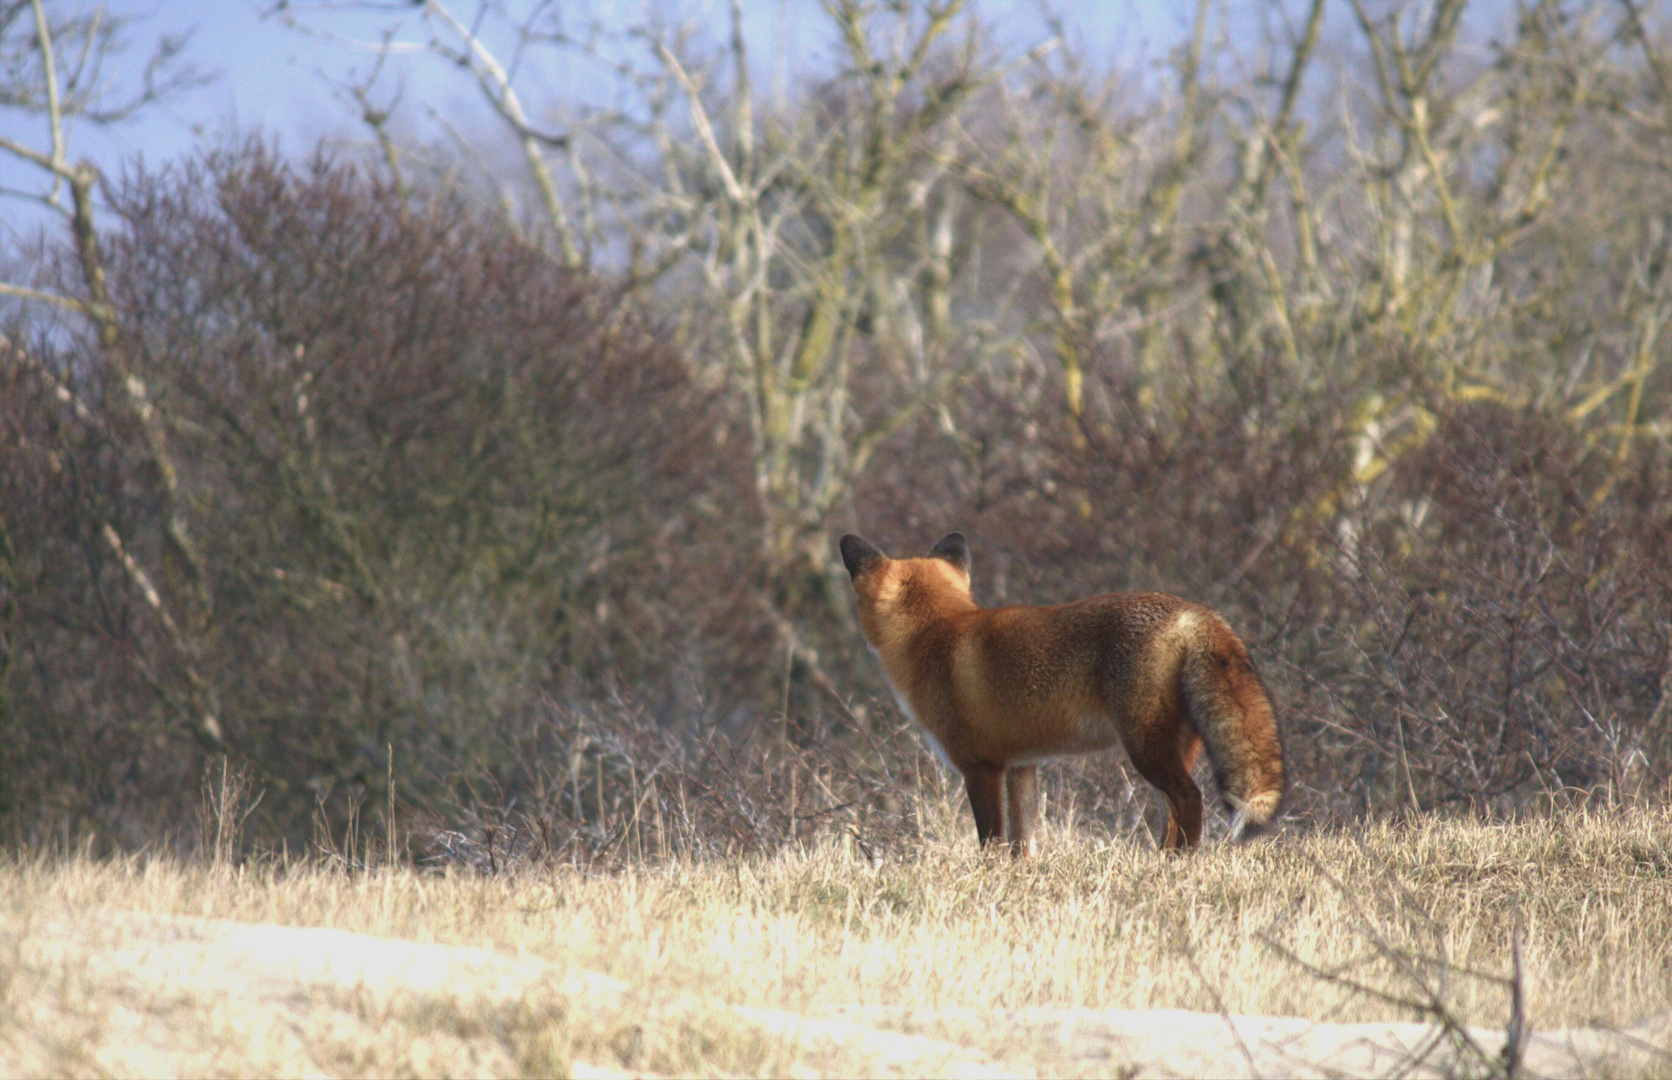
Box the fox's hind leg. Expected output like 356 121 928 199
960 763 1006 850
1128 729 1204 851
1179 731 1203 775
1158 768 1204 851
1005 765 1039 859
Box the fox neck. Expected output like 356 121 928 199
860 574 977 685
865 598 970 754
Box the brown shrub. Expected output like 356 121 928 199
0 147 757 848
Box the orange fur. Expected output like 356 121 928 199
840 532 1285 856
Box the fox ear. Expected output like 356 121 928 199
927 532 969 574
839 534 884 580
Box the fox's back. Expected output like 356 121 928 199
961 590 1199 687
939 592 1209 758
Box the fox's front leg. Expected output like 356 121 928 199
1004 765 1038 859
960 763 1006 849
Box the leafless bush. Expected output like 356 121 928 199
405 696 939 872
2 148 758 847
1293 403 1672 818
198 758 260 870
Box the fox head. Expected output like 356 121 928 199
838 532 974 649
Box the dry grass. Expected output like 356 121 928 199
2 801 1670 1077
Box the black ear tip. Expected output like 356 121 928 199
928 531 970 570
839 534 883 578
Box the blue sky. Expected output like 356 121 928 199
2 1 1212 191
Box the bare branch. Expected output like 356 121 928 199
29 0 64 203
0 131 70 177
655 38 745 205
420 0 581 267
0 281 85 312
0 332 103 430
101 524 225 750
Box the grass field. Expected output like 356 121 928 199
3 799 1670 1077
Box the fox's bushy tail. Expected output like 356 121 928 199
1179 625 1286 840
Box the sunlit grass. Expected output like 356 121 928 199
3 804 1670 1076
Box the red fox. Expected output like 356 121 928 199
839 532 1284 856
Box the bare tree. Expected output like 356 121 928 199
283 1 1019 646
0 0 224 753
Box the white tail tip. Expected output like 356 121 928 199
1226 790 1280 842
